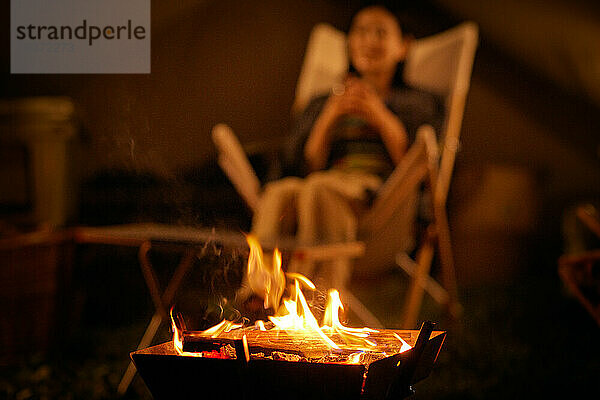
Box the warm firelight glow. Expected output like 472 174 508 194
247 235 285 310
393 332 413 354
322 289 378 348
171 309 202 358
201 319 243 338
171 235 413 362
268 279 339 349
255 320 266 331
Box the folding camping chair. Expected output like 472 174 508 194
213 21 478 328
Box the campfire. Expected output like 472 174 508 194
131 236 446 399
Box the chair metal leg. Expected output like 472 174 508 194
138 241 167 318
433 205 463 319
333 256 383 328
403 239 435 328
400 215 462 327
396 252 449 305
340 289 384 329
399 139 462 326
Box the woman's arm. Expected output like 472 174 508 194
344 78 409 165
367 102 409 165
303 96 341 172
304 95 338 172
304 77 410 172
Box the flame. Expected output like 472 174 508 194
246 234 336 347
201 319 243 338
322 289 378 348
347 352 364 364
268 279 339 349
170 309 202 357
393 333 413 353
255 320 266 331
172 236 413 362
247 235 285 309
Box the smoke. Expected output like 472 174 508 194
172 238 248 331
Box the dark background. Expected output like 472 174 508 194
1 0 599 398
1 0 598 240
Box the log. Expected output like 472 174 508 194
181 328 423 361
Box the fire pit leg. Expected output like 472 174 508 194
117 241 198 395
385 321 435 400
117 314 163 394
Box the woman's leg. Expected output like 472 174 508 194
251 177 302 243
297 171 381 245
295 171 381 288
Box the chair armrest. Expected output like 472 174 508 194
212 124 262 211
362 125 438 233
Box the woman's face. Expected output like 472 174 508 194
348 7 406 77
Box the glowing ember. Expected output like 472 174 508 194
171 235 413 363
171 310 202 358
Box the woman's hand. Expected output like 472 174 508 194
303 85 351 172
331 77 388 124
317 77 384 124
304 77 409 171
338 78 409 165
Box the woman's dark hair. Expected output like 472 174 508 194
347 4 408 88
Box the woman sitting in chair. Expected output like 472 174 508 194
252 5 443 286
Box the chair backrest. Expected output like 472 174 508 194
292 23 348 115
292 22 478 205
404 23 478 206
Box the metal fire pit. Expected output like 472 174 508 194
131 322 445 400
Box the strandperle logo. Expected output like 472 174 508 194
15 20 147 47
11 0 150 73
